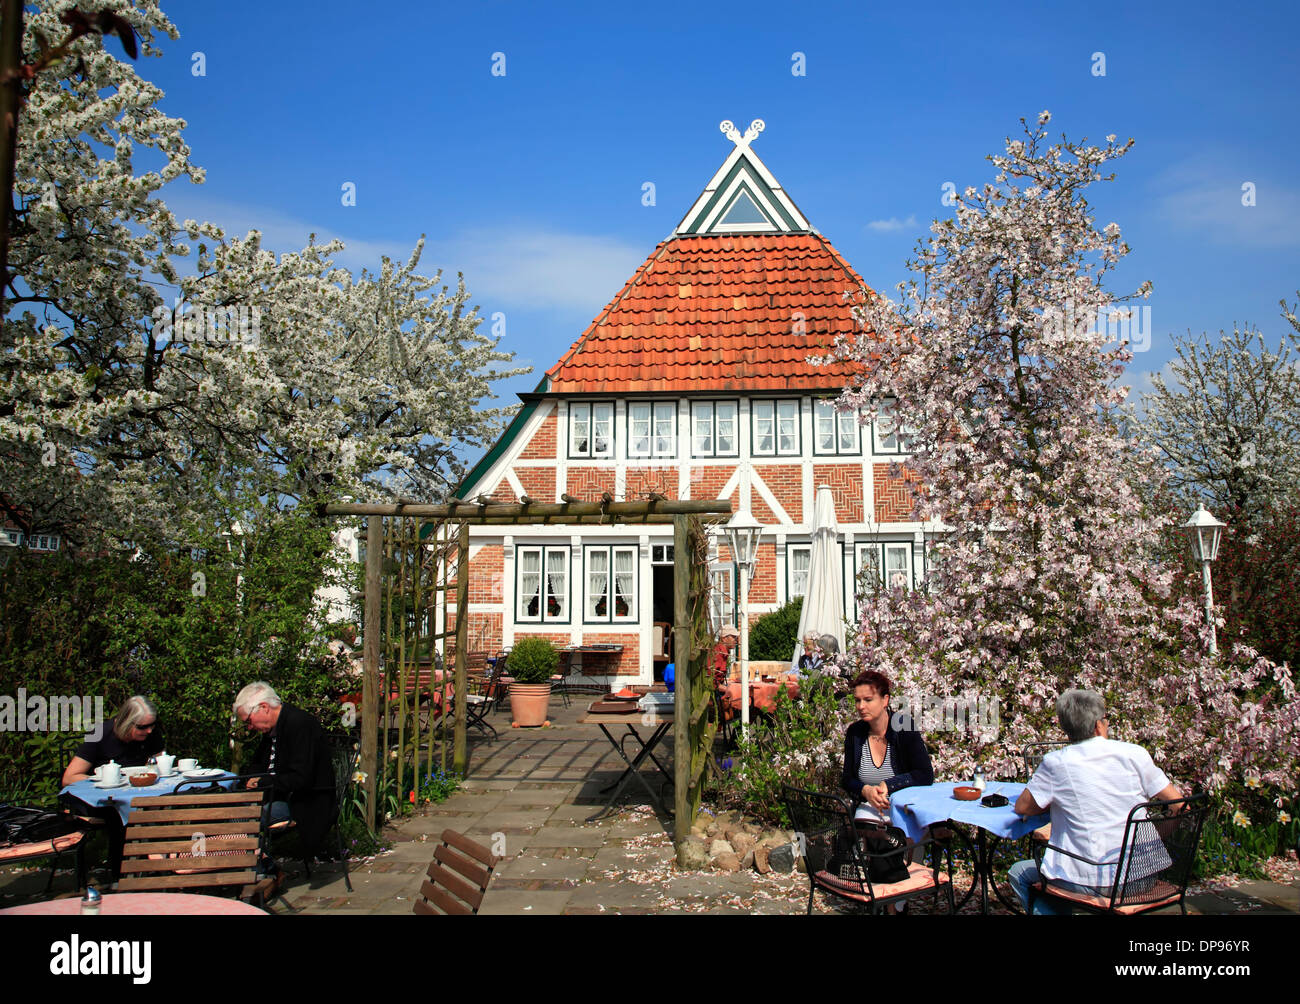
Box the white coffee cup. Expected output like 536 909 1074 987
155 752 175 775
178 758 198 772
101 760 121 785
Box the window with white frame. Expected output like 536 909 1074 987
691 401 739 457
30 534 60 552
709 564 735 633
516 546 569 622
585 545 637 622
787 544 811 600
853 542 913 599
872 399 915 455
814 399 860 455
628 401 676 458
1 529 21 546
569 401 614 458
752 399 799 456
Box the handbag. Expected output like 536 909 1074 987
853 822 912 884
0 804 82 846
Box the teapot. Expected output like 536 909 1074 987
155 751 175 775
101 760 121 785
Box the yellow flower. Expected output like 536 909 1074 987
1244 774 1262 790
1232 810 1250 828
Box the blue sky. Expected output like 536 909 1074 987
141 0 1299 431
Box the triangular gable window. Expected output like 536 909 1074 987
719 190 769 226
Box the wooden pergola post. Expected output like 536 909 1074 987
362 515 381 830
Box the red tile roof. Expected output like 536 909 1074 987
544 233 875 394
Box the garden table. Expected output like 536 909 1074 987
721 679 799 715
0 892 267 915
577 708 674 821
890 780 1047 914
62 771 238 825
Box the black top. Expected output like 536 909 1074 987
247 703 335 855
842 717 934 802
75 726 164 768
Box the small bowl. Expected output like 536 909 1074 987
953 785 982 801
129 772 159 787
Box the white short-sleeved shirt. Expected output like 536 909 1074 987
1026 737 1171 888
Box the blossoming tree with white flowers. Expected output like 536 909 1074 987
823 114 1298 817
1 0 525 548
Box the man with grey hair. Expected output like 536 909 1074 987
1009 688 1184 915
234 682 334 867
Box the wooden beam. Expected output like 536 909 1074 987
325 500 731 519
454 522 469 773
672 514 690 849
362 515 381 833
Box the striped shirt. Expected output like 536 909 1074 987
855 738 894 823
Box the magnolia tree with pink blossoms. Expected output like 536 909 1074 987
819 115 1298 807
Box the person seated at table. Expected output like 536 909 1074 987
842 669 933 827
61 696 164 785
798 634 839 675
234 682 335 867
1008 689 1185 916
710 625 739 688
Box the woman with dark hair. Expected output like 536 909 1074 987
842 670 933 825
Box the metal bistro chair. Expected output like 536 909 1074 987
781 786 955 916
1021 740 1070 781
1031 794 1210 915
412 829 501 915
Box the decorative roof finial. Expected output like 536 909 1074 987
720 119 765 150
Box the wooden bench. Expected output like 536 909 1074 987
412 829 500 915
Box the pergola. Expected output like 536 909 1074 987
321 497 730 848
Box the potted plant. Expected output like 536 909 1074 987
506 636 558 727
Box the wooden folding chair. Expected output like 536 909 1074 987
117 790 276 905
412 829 500 915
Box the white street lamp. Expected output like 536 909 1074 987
724 507 763 735
1182 505 1226 656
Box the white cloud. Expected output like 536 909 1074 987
1155 169 1300 248
866 214 918 233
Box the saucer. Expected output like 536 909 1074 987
93 779 127 789
183 768 226 778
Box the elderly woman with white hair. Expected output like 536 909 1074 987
61 695 163 785
234 681 335 865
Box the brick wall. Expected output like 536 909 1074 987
754 464 803 523
519 413 557 459
748 541 778 604
468 545 503 603
444 612 503 660
573 631 640 677
566 466 617 499
685 465 737 507
514 466 556 501
813 464 865 523
873 463 920 522
624 466 678 500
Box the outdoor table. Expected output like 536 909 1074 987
62 771 238 826
890 780 1047 914
0 892 266 915
721 678 799 715
576 708 674 822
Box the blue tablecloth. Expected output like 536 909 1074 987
889 781 1048 845
61 772 237 824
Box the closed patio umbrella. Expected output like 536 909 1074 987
791 485 846 673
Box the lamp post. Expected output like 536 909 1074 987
724 507 763 735
1182 505 1225 656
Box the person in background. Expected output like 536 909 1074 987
1009 689 1185 916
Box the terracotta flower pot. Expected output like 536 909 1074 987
509 682 552 727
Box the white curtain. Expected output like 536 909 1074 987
587 549 608 619
546 549 567 618
520 550 541 618
614 548 635 618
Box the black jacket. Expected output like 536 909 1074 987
842 718 934 802
248 703 335 855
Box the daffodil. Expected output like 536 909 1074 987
1244 773 1262 790
1280 811 1292 825
1232 809 1250 828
